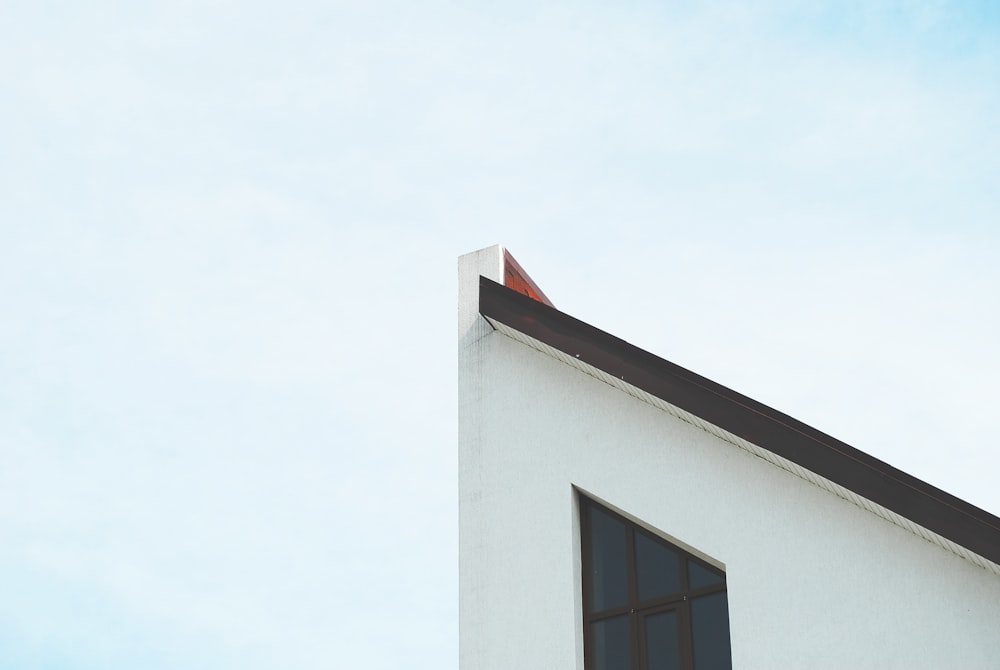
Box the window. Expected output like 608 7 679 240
581 496 732 670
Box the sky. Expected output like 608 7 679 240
1 1 998 667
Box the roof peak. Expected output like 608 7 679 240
502 248 554 308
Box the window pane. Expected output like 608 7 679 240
687 560 724 590
644 610 681 670
635 532 681 601
691 592 732 670
591 616 631 670
587 506 629 610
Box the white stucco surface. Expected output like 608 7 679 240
459 246 1000 670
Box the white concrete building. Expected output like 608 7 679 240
459 245 1000 670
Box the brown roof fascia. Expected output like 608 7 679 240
479 275 1000 566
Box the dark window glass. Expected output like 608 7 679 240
636 532 681 601
591 615 631 670
644 610 681 670
582 496 730 670
690 592 732 670
687 560 724 590
588 506 629 610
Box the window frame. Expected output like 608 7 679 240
580 495 730 670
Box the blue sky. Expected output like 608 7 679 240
2 2 998 668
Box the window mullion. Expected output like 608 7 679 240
635 609 647 670
626 527 640 670
679 598 694 670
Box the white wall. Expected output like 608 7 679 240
459 248 1000 669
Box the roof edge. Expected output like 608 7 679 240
479 276 1000 567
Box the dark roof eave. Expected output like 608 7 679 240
479 276 1000 566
